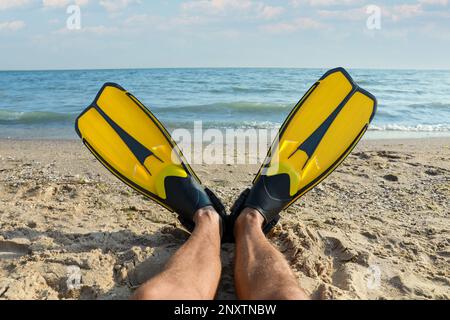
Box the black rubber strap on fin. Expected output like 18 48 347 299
227 188 280 243
175 185 227 241
164 175 213 226
263 215 280 234
244 174 291 222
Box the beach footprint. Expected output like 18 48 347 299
424 167 448 176
377 150 413 162
24 185 41 198
0 240 31 260
353 151 372 160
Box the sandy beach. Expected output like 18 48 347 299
0 138 448 300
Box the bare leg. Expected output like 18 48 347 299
133 207 222 300
234 208 309 300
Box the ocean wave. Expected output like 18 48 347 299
0 110 76 125
231 86 279 94
355 80 381 86
379 88 417 94
405 102 450 112
154 102 292 114
372 109 401 120
208 88 285 94
164 121 450 132
236 121 280 129
161 120 281 130
369 123 450 132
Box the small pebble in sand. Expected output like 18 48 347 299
383 174 399 182
424 169 440 176
27 221 37 229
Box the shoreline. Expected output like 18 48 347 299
1 136 450 144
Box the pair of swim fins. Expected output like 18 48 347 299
75 67 377 242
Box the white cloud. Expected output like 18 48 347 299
80 25 117 34
42 0 69 7
99 0 140 12
290 0 362 7
0 19 26 31
42 0 89 8
182 0 285 21
124 13 152 26
181 0 254 14
54 24 118 35
168 15 206 27
261 17 322 33
317 6 367 20
418 0 448 5
316 2 447 23
0 0 31 10
259 5 285 19
384 4 423 21
309 0 362 5
124 13 207 31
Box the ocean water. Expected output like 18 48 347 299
0 68 449 140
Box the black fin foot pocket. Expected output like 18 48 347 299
228 186 283 243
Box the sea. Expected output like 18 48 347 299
0 68 449 140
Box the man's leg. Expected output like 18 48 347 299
234 208 309 300
133 207 222 300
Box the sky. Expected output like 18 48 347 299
0 0 449 70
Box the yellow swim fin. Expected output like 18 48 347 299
230 68 377 236
75 83 226 232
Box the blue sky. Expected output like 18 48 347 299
0 0 449 70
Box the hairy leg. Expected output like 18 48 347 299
133 207 222 300
234 208 309 300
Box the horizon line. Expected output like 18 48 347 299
1 66 450 72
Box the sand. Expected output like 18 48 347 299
0 138 449 300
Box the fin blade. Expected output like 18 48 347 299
75 83 195 210
259 68 376 202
